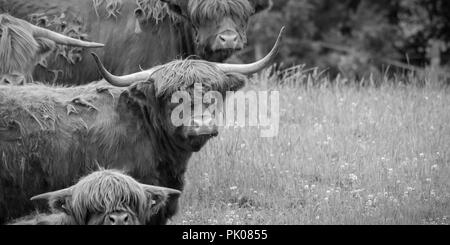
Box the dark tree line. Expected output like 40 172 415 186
244 0 450 79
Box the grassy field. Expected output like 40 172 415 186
171 68 450 225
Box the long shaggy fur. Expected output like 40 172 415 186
28 12 87 65
92 0 179 23
9 169 169 225
2 0 263 84
188 0 254 26
0 14 41 83
152 59 231 100
136 0 180 23
68 170 149 224
91 0 255 27
0 58 246 224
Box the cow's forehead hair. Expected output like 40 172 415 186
188 0 254 26
0 14 39 75
69 170 148 223
152 59 229 99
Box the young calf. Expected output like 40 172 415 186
8 169 181 225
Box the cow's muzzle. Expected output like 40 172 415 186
187 116 219 137
212 31 243 51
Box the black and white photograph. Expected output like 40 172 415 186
0 0 449 230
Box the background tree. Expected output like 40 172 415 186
241 0 450 79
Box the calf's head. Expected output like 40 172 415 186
30 170 181 225
92 27 283 152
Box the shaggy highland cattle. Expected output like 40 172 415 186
8 169 181 225
0 0 272 85
0 27 283 224
0 14 103 85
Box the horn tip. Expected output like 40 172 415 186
30 195 41 201
92 43 105 48
168 189 182 197
277 26 285 42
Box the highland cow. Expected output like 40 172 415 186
0 0 272 85
8 169 181 225
0 14 103 85
0 28 282 224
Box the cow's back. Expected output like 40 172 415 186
1 0 187 85
0 83 118 223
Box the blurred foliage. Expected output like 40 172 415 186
244 0 450 79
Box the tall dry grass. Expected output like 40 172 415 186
172 66 450 225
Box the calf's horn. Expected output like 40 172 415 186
30 187 73 201
141 184 182 196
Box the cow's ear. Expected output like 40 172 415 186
35 37 56 70
30 188 73 214
248 0 273 14
48 196 72 214
118 80 158 112
35 37 56 56
142 185 181 216
159 0 189 19
224 73 248 92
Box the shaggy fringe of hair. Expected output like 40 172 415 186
93 0 179 23
151 59 229 100
67 170 148 224
0 14 38 82
188 0 254 26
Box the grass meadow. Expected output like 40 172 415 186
172 67 450 225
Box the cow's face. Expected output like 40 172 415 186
92 27 282 152
160 0 272 61
31 170 181 225
165 90 221 152
123 61 246 152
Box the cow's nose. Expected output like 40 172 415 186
217 33 239 49
190 117 219 137
108 213 130 225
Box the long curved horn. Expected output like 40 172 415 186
32 24 104 48
30 187 73 201
91 53 159 87
141 184 182 197
92 26 284 87
214 26 285 75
